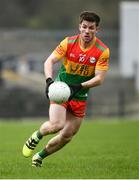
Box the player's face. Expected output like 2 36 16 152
79 20 98 43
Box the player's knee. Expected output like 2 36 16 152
40 121 64 135
51 122 64 132
60 132 73 144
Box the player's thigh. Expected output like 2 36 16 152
40 104 66 134
49 103 66 124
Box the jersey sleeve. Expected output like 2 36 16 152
52 37 68 60
96 48 110 71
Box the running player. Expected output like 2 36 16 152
22 11 110 167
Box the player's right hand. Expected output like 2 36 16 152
45 77 54 99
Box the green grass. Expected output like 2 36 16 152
0 118 139 179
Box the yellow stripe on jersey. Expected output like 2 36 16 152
63 59 95 77
96 48 110 71
52 38 68 60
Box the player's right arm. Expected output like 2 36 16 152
44 53 59 79
44 54 60 98
44 38 68 98
44 37 68 79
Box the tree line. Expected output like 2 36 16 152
0 0 135 29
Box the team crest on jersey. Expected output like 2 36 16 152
89 57 96 63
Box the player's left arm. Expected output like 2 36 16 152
69 69 107 100
82 48 110 89
81 70 107 88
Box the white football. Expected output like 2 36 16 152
48 81 71 104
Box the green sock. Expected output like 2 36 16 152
38 148 48 159
36 130 43 140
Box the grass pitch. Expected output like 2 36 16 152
0 118 139 179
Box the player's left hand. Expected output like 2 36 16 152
68 84 83 100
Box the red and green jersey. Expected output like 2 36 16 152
52 34 110 100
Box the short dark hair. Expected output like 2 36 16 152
79 11 100 26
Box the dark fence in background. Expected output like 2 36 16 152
0 82 138 118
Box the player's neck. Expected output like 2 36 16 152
79 36 96 50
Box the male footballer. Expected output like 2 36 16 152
22 11 110 167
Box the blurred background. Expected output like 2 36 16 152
0 0 139 119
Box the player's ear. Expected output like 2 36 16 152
79 23 81 32
96 26 100 33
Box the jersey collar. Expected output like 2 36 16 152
79 35 96 52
